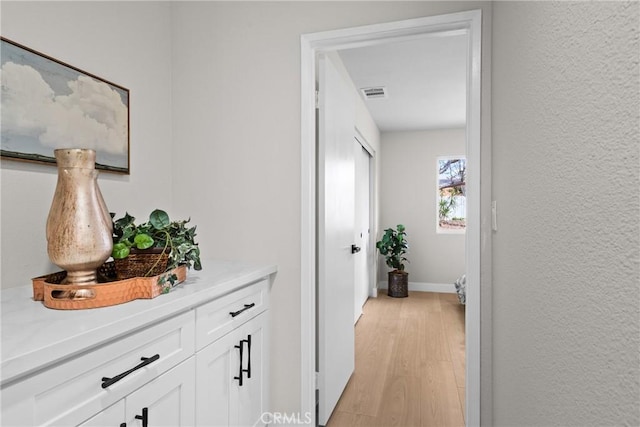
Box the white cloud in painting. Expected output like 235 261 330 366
1 62 53 138
0 62 127 155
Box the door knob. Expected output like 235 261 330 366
351 244 361 254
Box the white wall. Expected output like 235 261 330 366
1 0 494 419
169 0 493 416
492 2 639 425
325 51 380 151
380 129 465 285
1 1 173 288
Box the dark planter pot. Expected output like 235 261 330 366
388 271 408 298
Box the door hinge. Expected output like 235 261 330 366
315 90 319 109
315 371 319 390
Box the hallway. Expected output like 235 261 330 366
326 291 465 427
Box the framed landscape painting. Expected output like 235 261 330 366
1 37 130 174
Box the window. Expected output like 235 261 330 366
437 157 466 232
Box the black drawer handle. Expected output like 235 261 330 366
229 303 255 318
101 354 160 389
242 334 252 379
234 341 244 386
135 407 148 427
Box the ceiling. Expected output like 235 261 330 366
337 33 468 132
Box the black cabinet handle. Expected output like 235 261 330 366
120 424 127 427
229 303 255 318
351 244 361 254
242 334 252 379
135 407 148 427
102 355 160 389
234 341 244 386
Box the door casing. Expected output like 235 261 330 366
301 9 486 426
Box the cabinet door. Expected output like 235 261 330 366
126 357 195 427
196 312 268 427
195 328 237 426
232 313 268 427
78 400 125 427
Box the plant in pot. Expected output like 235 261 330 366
376 224 409 298
111 209 202 282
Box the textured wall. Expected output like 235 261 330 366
379 129 466 284
492 2 640 425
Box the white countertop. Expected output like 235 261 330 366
0 259 277 386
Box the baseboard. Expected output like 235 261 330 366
369 287 378 298
377 281 456 294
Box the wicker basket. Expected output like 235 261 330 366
113 247 169 280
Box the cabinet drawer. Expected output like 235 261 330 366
196 279 269 350
1 311 195 426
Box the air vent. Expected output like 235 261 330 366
360 86 388 100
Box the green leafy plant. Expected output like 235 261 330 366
376 224 408 271
157 271 179 294
111 209 202 273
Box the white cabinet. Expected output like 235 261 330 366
79 358 195 427
196 312 268 427
1 311 196 426
1 260 275 427
195 278 269 427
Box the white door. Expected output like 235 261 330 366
354 141 371 324
317 54 356 426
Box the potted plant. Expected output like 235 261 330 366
376 224 409 298
111 209 202 280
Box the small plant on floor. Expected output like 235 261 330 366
376 224 409 298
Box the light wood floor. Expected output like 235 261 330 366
326 291 465 427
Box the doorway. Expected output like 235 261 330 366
301 10 484 426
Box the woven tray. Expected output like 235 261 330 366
32 262 187 310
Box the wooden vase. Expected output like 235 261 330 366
46 149 113 285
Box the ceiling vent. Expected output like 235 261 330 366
360 86 388 100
